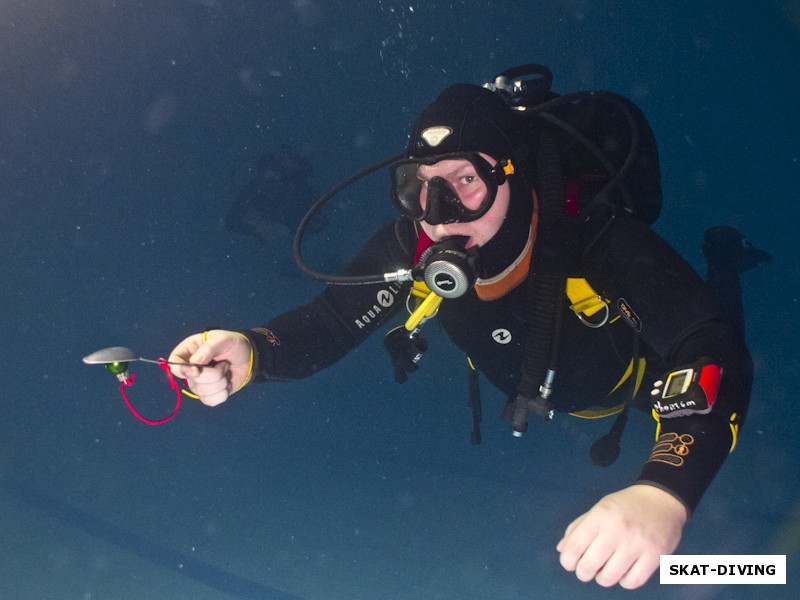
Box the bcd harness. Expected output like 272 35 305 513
399 273 647 466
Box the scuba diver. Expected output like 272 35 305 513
225 149 323 245
167 66 768 589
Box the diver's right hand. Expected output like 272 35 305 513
168 330 253 406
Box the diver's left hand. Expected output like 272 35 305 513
557 484 688 589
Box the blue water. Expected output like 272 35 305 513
1 1 798 598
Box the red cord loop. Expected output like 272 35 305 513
118 359 182 425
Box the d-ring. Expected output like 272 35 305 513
573 299 610 329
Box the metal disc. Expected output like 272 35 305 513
82 346 142 365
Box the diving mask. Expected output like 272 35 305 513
390 153 514 225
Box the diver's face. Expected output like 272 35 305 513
418 154 510 248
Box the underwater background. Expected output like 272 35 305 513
1 1 798 598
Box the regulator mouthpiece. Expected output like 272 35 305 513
415 236 478 299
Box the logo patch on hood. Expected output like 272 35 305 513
420 126 452 147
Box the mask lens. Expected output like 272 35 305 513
390 162 427 219
390 154 499 223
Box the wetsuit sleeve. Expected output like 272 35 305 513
586 217 752 513
239 220 416 382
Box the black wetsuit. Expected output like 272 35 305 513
242 216 752 513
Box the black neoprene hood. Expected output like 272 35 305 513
407 84 523 162
408 83 535 280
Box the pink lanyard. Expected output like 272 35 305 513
119 359 182 425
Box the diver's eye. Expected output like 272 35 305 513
460 175 477 185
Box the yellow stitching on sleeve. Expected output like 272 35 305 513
729 412 739 453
